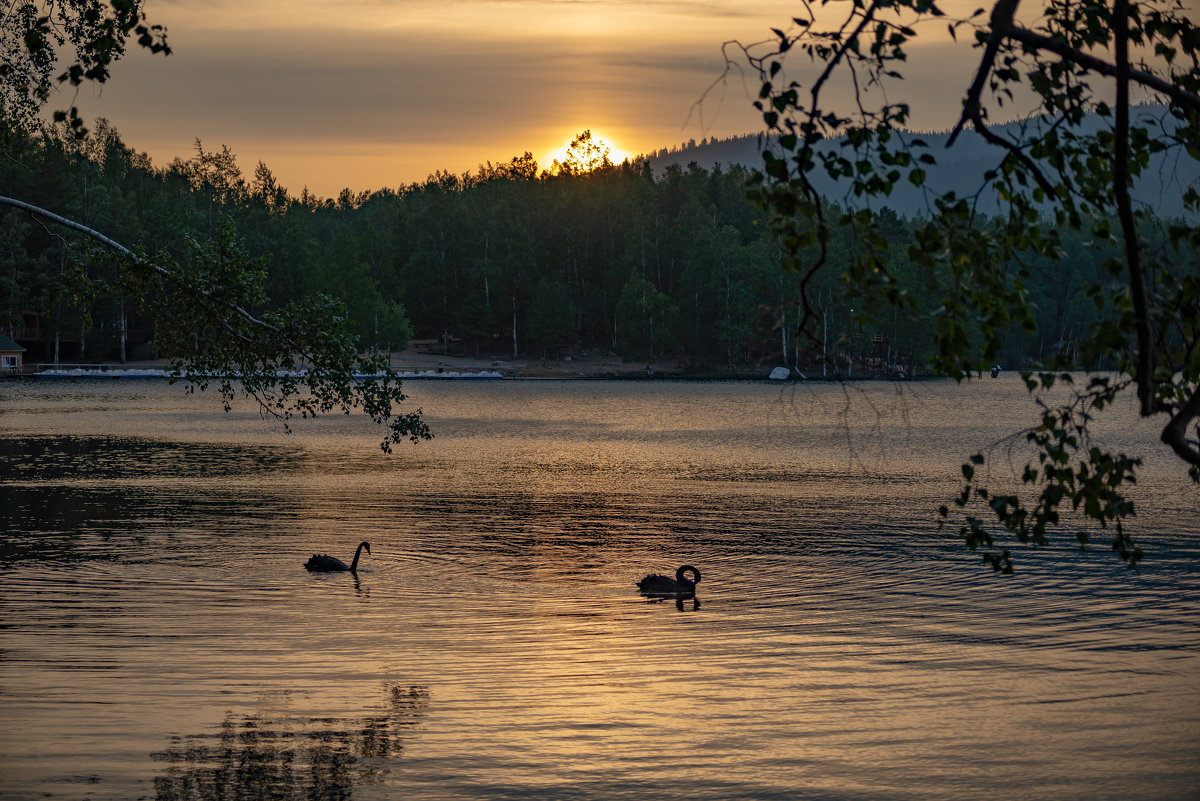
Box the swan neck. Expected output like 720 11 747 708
350 542 366 572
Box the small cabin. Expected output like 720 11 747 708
0 333 26 374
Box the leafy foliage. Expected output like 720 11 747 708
1 0 169 136
735 0 1200 568
128 221 429 453
1 191 430 452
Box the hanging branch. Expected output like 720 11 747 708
0 194 432 452
0 195 277 332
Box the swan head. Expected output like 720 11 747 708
675 565 701 586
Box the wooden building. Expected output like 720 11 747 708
0 333 26 374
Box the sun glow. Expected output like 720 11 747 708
542 130 631 174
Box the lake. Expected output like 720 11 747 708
1 377 1197 800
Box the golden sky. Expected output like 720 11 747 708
66 0 991 197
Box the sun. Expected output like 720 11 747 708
544 130 630 174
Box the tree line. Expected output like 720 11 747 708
1 119 1182 376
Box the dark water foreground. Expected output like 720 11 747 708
1 379 1197 800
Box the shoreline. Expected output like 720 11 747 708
11 346 922 382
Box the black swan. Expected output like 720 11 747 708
636 565 701 595
305 541 371 573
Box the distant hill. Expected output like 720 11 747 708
638 106 1198 219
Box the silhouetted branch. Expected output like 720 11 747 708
949 0 1022 146
0 194 278 333
1006 25 1200 113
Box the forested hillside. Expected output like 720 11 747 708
1 121 1183 376
647 106 1199 219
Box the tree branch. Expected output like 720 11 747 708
949 0 1022 146
966 105 1060 198
0 194 278 333
950 0 1200 150
1161 387 1200 466
1005 24 1200 114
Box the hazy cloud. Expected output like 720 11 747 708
68 0 986 194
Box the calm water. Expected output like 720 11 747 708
1 377 1197 800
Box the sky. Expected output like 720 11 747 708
65 0 996 198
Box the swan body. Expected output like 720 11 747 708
636 565 701 595
305 541 371 573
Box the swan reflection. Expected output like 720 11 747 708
642 595 701 611
152 684 428 801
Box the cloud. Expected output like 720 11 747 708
64 0 983 194
80 17 752 145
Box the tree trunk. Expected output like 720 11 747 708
1112 0 1153 416
119 299 127 363
821 303 828 379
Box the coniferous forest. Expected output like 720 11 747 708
1 120 1184 377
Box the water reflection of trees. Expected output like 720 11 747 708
152 684 429 801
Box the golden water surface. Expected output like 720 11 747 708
1 377 1197 800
